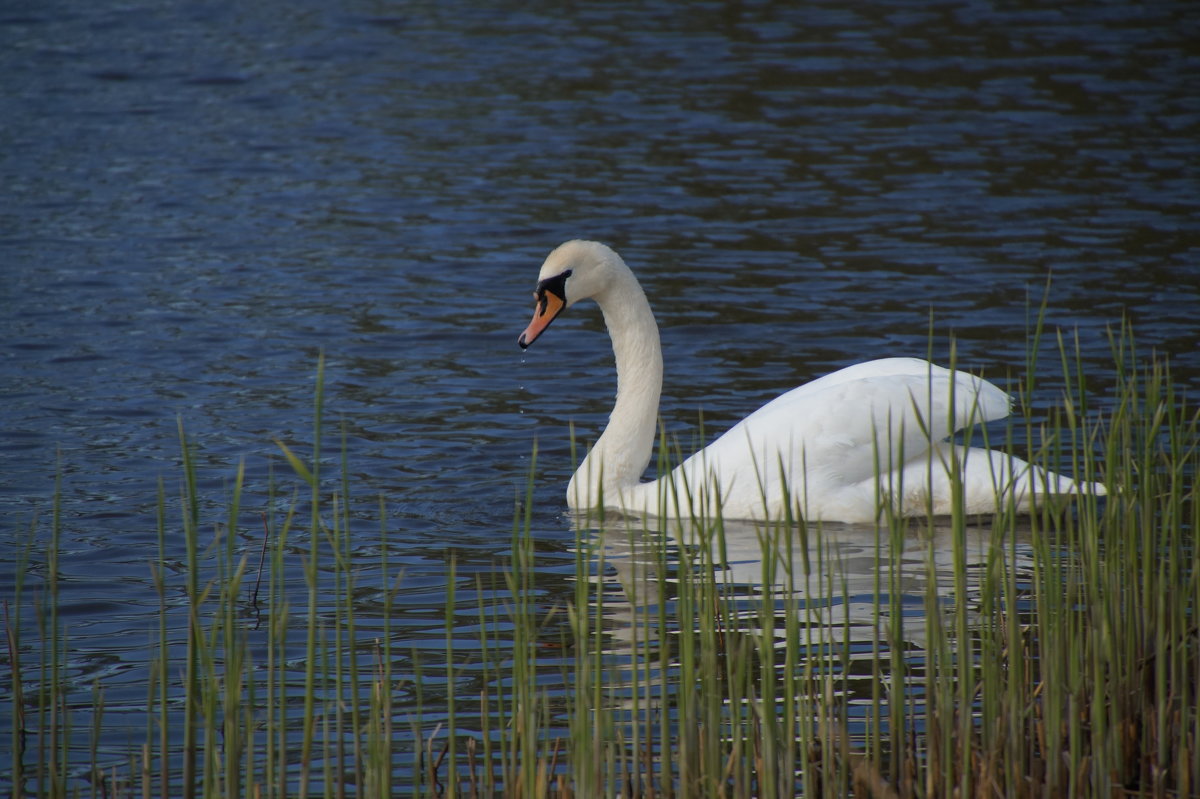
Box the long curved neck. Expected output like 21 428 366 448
568 267 663 508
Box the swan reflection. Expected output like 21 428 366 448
571 511 1037 713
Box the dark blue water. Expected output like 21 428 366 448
2 0 1197 790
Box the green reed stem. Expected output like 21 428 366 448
177 420 199 799
8 316 1196 798
299 352 324 799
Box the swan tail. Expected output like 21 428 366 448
982 451 1107 514
909 445 1105 516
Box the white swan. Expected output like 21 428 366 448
518 240 1105 523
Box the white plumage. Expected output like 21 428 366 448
518 240 1105 523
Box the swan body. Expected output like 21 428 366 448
518 240 1105 523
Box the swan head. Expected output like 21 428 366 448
517 240 624 349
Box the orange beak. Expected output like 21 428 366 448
518 289 565 349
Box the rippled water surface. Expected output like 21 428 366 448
2 0 1197 788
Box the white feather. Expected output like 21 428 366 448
524 240 1105 523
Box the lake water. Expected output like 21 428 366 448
2 0 1197 791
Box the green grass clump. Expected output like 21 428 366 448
4 327 1198 798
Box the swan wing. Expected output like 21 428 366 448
675 358 1011 507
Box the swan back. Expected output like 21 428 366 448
660 358 1013 520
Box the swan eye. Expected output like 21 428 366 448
534 269 572 307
